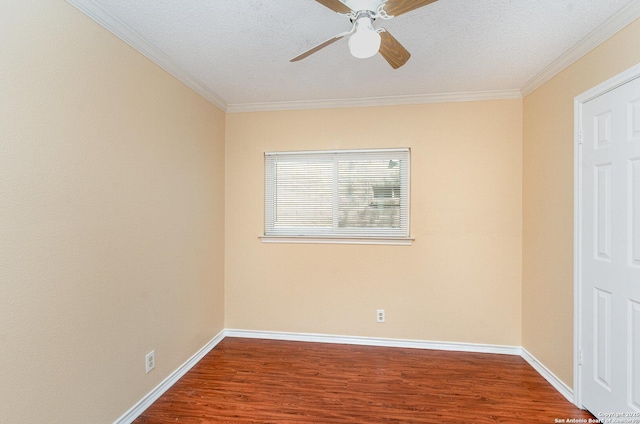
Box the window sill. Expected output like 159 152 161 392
259 235 414 246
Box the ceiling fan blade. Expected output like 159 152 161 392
290 32 349 62
382 0 438 17
378 30 411 69
315 0 352 14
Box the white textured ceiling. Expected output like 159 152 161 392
70 0 640 110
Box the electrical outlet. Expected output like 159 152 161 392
376 309 385 323
146 350 155 373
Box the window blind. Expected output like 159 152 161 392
264 148 410 238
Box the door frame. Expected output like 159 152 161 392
573 62 640 409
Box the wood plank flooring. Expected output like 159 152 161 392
133 337 595 423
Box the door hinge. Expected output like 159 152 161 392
578 129 584 145
578 349 583 366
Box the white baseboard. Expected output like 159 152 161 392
115 329 577 422
520 348 574 404
224 329 522 356
113 330 226 424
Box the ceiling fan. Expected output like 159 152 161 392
291 0 438 69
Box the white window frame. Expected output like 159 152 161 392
261 148 412 245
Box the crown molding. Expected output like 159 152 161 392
226 89 523 113
65 0 518 113
67 0 640 111
521 0 640 97
66 0 229 111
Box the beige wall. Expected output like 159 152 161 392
226 101 523 346
0 1 225 422
522 18 640 388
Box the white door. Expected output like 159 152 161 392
579 73 640 417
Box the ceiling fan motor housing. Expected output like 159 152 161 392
342 0 385 14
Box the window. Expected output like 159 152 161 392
263 148 411 244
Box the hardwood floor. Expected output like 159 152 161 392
133 338 595 423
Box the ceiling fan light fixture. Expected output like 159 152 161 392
348 16 381 59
